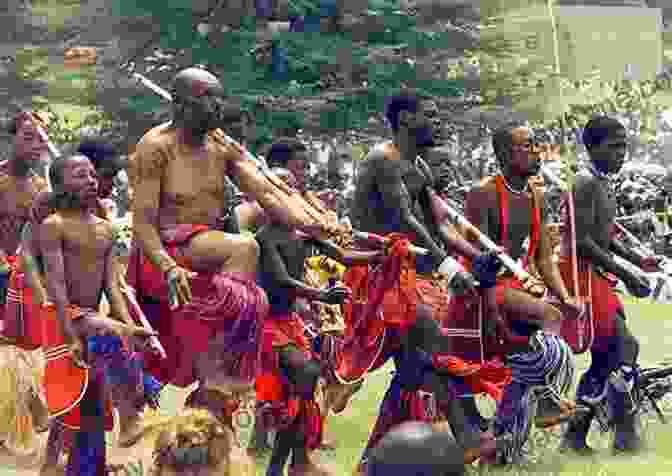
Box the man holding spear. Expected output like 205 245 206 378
126 66 342 429
458 122 579 464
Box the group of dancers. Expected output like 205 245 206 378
0 64 661 476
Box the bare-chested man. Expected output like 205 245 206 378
127 66 336 413
560 116 656 455
35 154 156 476
352 92 503 471
0 111 51 455
462 122 578 464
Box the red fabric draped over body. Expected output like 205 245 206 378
40 304 114 431
557 258 618 353
1 255 42 350
436 175 543 396
256 312 323 450
126 225 268 389
332 235 415 383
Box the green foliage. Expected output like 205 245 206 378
112 0 464 141
30 103 114 148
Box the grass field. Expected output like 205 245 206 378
2 298 672 476
162 298 672 476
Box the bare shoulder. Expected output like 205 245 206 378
40 213 65 235
129 123 174 180
469 176 497 196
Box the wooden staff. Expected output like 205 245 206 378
427 187 534 284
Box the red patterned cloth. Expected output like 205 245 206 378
40 304 114 431
126 225 268 388
2 255 41 350
332 235 414 383
558 259 620 353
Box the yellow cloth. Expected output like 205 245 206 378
305 256 346 284
304 256 346 335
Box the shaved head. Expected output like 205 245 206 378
173 67 224 100
367 422 465 476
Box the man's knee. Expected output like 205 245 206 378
240 235 260 260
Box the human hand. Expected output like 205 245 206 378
63 325 87 369
166 265 197 310
640 256 662 273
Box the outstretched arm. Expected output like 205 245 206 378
374 154 447 265
225 141 331 235
609 237 646 268
258 230 325 302
310 235 384 266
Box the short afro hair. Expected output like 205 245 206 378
76 138 124 173
582 116 626 151
384 93 421 132
265 138 308 168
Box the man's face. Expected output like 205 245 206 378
399 105 435 149
328 149 352 189
63 156 99 205
590 128 627 175
507 127 541 177
178 86 227 134
14 120 48 164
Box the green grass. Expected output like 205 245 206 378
153 298 672 475
1 300 671 475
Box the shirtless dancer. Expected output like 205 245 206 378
560 117 655 454
462 123 578 464
128 66 336 415
256 167 385 476
352 92 496 470
0 111 50 453
35 154 156 476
